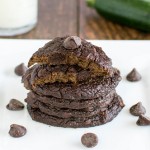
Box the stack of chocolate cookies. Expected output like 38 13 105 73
22 36 124 128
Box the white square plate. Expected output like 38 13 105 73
0 39 149 150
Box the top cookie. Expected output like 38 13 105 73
28 36 112 76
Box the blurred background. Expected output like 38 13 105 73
1 0 150 39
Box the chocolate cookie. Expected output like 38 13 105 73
22 65 36 90
30 64 108 85
28 36 113 76
36 102 101 118
27 94 124 128
25 90 115 110
23 68 121 100
27 93 120 119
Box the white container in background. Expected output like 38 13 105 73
0 0 38 36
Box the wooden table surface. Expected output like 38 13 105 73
3 0 150 39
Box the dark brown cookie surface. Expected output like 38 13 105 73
25 90 115 110
22 65 36 90
27 94 124 128
37 102 101 118
30 64 106 86
27 92 120 119
23 68 121 100
28 36 113 76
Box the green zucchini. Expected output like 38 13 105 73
86 0 150 32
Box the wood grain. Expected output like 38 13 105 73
1 0 150 39
8 0 78 39
79 0 150 39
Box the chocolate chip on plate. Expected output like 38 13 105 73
63 36 81 49
130 102 146 116
81 133 98 148
14 63 27 76
126 68 141 82
6 99 24 111
9 124 27 138
136 115 150 126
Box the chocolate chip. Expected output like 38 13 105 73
6 99 24 111
81 133 98 148
15 63 27 76
9 124 27 138
136 115 150 126
126 68 141 82
63 36 81 49
130 102 146 116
